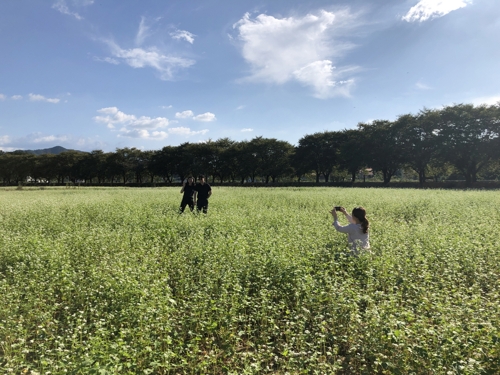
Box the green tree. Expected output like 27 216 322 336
2 153 34 184
250 137 294 183
295 132 341 183
149 146 176 183
37 154 58 184
358 120 407 185
223 140 257 183
210 138 236 183
337 128 367 183
114 148 146 184
436 103 500 185
395 110 440 185
104 152 123 184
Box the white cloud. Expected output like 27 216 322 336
52 0 83 20
136 17 151 46
31 135 69 144
293 61 355 98
175 110 194 119
104 40 195 80
402 0 472 22
233 10 359 98
160 105 173 109
29 93 60 103
415 81 432 90
470 95 500 106
11 95 23 100
94 56 120 65
193 112 216 122
94 107 206 140
94 107 169 130
236 105 246 110
0 135 11 145
241 128 253 132
118 129 169 140
170 29 196 44
117 126 208 140
175 110 216 121
168 127 209 136
0 94 5 100
52 0 94 19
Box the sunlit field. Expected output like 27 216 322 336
0 187 499 374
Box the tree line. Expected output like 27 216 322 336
1 103 499 186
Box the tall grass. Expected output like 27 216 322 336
0 187 499 374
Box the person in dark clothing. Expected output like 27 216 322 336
179 176 196 213
194 175 212 214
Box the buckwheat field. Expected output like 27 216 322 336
0 187 499 374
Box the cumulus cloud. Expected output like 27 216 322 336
118 129 169 140
170 29 196 44
233 10 359 98
0 94 5 100
31 135 70 144
118 127 208 140
402 0 473 22
11 95 23 100
168 127 209 136
193 112 216 122
241 128 253 132
94 107 208 140
29 93 60 103
175 110 194 119
94 107 169 130
293 61 355 98
103 40 195 80
175 110 216 122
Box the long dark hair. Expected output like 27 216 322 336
352 207 369 234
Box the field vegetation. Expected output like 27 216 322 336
0 187 499 374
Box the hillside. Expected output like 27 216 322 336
17 146 79 155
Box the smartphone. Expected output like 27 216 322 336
334 206 342 211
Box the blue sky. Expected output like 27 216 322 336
1 0 499 152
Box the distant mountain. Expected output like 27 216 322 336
16 146 84 155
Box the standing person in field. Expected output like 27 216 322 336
330 206 370 255
179 176 196 213
194 175 212 214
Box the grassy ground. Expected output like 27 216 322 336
0 187 499 374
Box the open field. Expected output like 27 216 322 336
0 187 499 374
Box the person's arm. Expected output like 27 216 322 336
180 181 185 194
331 207 354 233
333 221 354 233
193 185 198 203
340 207 355 224
330 207 338 222
207 186 212 198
